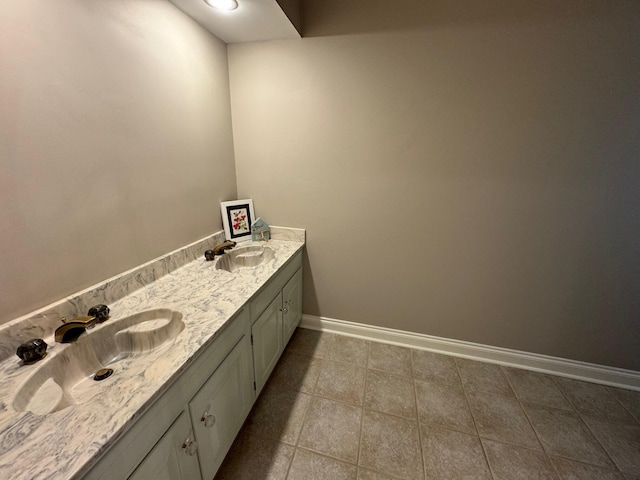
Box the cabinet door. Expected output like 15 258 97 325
189 335 254 480
282 268 303 345
252 292 284 394
128 411 201 480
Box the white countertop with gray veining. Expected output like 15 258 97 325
0 231 304 480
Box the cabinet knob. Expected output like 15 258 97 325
201 412 216 428
181 437 198 456
279 307 289 314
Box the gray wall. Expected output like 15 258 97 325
0 0 237 323
229 0 640 370
2 0 638 371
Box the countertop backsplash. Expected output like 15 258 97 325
0 231 227 363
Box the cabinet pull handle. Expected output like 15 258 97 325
181 437 198 456
279 307 289 314
201 412 216 428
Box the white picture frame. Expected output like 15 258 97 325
220 199 256 242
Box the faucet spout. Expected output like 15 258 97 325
213 240 236 255
54 316 97 343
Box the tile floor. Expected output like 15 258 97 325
214 328 640 480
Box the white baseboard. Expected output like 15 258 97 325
300 314 640 391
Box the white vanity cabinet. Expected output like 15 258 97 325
250 251 303 396
128 411 201 480
84 247 304 480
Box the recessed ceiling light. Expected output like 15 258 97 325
204 0 238 11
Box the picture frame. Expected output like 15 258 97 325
220 199 256 242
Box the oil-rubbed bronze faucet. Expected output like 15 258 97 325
213 240 236 255
204 240 237 261
54 305 110 343
54 316 98 343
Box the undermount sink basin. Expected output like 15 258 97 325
13 308 184 415
215 245 275 272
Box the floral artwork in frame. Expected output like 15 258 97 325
220 199 256 242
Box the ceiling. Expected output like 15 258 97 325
168 0 301 43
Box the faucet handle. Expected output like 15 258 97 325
16 338 48 364
88 304 110 323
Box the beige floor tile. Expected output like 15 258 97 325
415 377 476 434
482 439 558 480
368 343 412 378
359 410 424 480
215 332 640 480
583 416 640 476
456 358 514 397
269 351 323 393
287 448 357 480
503 367 572 410
298 396 362 463
287 328 335 358
550 456 626 480
411 349 461 386
420 423 492 479
607 387 640 422
214 429 294 480
554 378 635 423
523 402 614 468
315 360 366 406
357 468 401 479
243 383 312 445
328 335 370 367
468 392 541 450
364 369 416 419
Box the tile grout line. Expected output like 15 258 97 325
454 356 496 480
577 411 627 475
605 385 640 426
410 350 429 480
550 376 627 474
355 340 372 474
285 332 331 479
548 374 578 414
506 372 563 479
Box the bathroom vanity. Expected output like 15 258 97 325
0 228 304 480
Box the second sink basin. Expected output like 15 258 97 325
13 308 184 415
215 245 275 272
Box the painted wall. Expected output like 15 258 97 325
0 0 236 323
229 0 640 369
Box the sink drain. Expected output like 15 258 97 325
94 368 114 381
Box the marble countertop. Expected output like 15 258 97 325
0 234 304 480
